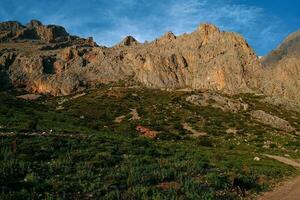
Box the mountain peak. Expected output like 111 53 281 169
26 19 43 28
198 23 220 35
119 35 139 46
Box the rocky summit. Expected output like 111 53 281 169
0 19 299 109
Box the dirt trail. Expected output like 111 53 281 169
264 154 300 168
258 155 300 200
182 123 207 137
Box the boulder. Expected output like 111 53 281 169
250 110 295 132
186 93 249 112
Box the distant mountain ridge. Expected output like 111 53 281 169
0 20 299 109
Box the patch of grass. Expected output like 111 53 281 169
0 88 299 199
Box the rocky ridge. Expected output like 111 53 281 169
0 20 299 109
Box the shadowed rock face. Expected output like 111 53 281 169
0 49 15 90
260 29 300 107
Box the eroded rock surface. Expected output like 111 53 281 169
186 93 249 112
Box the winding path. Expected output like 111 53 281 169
257 154 300 200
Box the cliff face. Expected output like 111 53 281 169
116 24 261 94
0 20 298 108
0 20 262 96
260 30 300 107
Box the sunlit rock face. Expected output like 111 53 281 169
2 20 299 109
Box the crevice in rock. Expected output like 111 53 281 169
42 57 56 74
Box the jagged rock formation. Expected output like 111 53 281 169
0 20 262 96
0 19 97 46
260 30 300 107
0 20 68 43
0 19 299 109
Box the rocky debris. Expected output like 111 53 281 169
182 123 207 137
186 93 249 112
16 94 41 100
129 108 141 121
250 110 295 132
136 125 158 139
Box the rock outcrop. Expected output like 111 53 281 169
0 19 68 43
186 93 249 112
250 110 295 132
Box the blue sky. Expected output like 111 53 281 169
0 0 299 55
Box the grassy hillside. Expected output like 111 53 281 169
0 87 299 199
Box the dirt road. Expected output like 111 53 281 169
257 154 300 200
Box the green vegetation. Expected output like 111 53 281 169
0 88 299 199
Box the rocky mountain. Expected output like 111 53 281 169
0 20 261 95
260 30 300 107
0 19 299 109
